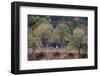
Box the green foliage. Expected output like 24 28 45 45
33 23 53 39
28 15 50 28
28 33 42 48
66 21 74 34
50 23 71 46
28 15 87 49
28 23 53 48
68 32 87 51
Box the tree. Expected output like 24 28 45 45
33 23 53 47
28 33 42 48
50 23 70 48
68 32 87 58
28 15 51 29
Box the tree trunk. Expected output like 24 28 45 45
78 48 81 58
60 34 64 48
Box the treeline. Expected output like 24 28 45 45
28 15 88 55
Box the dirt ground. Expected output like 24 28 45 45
28 48 88 61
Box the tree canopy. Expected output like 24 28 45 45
28 15 87 50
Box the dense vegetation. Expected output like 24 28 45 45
28 15 88 60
